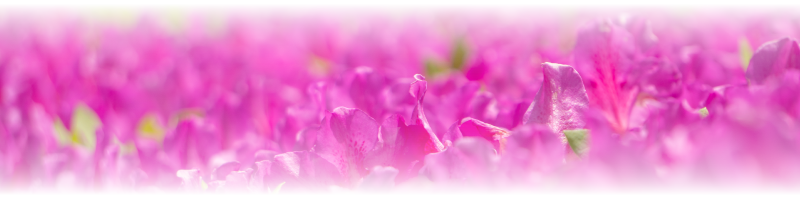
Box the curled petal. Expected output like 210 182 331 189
451 118 511 154
746 37 800 84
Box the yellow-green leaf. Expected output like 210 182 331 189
564 129 590 156
71 104 101 150
424 58 448 77
739 38 754 72
450 39 469 70
168 108 205 128
270 182 286 195
137 113 165 142
698 107 709 118
200 178 209 191
53 118 72 146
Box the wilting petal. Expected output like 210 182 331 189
746 37 800 84
523 62 590 133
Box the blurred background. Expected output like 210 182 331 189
0 3 800 194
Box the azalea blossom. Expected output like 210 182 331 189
1 10 800 194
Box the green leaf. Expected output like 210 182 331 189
71 104 101 150
137 113 165 142
270 182 286 195
698 107 709 118
53 118 72 146
450 39 468 70
739 38 753 72
424 58 448 77
563 129 589 156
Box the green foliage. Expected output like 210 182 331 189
564 129 590 156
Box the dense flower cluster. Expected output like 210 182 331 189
2 12 800 193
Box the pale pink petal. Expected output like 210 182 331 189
314 107 380 185
223 171 248 195
454 117 511 154
249 160 272 190
746 37 800 84
523 62 590 133
271 151 343 190
409 74 439 142
211 161 240 181
367 114 444 183
358 166 399 191
176 169 204 191
573 20 638 134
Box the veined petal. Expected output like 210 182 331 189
573 20 638 134
523 62 590 134
314 107 380 185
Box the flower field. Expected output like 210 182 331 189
2 9 800 193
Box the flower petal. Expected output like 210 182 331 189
218 170 249 191
358 166 399 191
176 169 204 191
454 118 511 154
314 107 380 185
523 62 590 133
271 151 343 190
746 37 800 84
